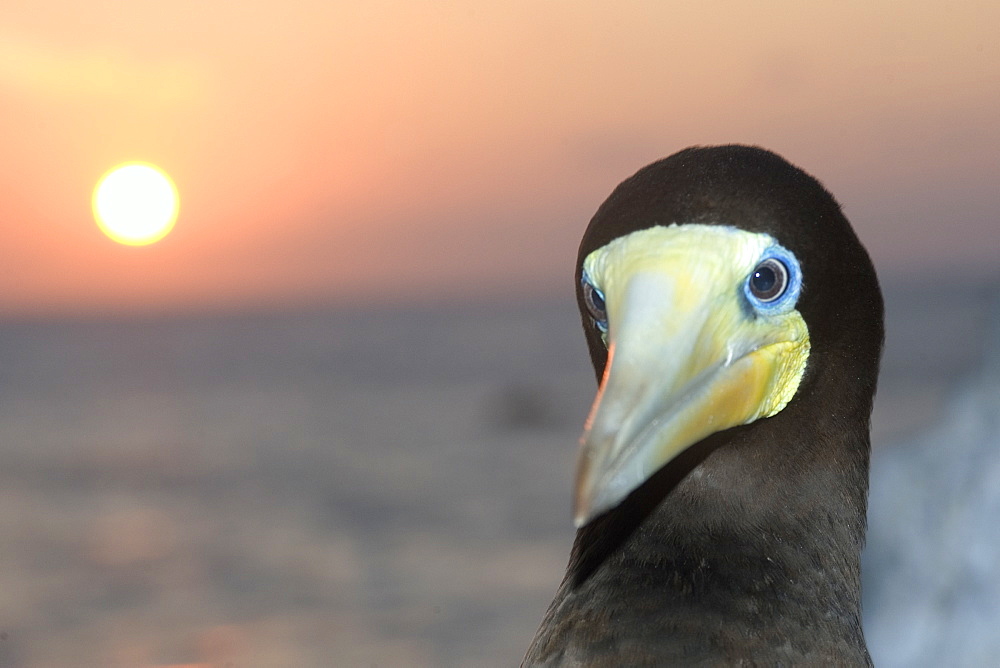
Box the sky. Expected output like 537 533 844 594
2 1 998 315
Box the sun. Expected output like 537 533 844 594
92 162 179 246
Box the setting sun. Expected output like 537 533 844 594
92 163 178 246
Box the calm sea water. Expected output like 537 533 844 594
0 278 996 666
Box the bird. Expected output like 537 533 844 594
523 145 884 666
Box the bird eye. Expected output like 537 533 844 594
581 273 608 332
743 245 802 314
748 258 788 302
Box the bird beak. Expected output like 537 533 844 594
573 226 810 527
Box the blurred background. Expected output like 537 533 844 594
1 1 998 666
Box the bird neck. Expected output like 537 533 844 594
563 393 871 651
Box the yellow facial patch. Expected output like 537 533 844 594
574 224 811 525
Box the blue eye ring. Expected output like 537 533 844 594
743 245 802 314
580 271 609 332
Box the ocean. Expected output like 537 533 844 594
0 277 996 666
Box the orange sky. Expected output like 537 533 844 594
2 1 998 315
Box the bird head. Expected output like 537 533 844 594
572 145 883 527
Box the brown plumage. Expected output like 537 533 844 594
523 146 883 666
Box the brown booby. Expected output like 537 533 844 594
523 145 883 666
